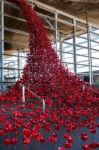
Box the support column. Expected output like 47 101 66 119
17 50 20 80
73 19 77 74
59 33 63 62
55 12 58 52
0 1 4 83
86 12 93 85
88 25 93 85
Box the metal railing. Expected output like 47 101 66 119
21 84 46 112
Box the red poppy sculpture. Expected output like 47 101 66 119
0 0 99 149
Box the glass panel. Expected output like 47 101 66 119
66 63 74 73
77 65 89 73
64 38 73 44
4 54 18 69
92 50 99 59
76 20 87 29
76 55 88 65
4 16 28 32
76 46 88 56
91 41 99 50
90 32 99 41
40 16 55 30
77 33 87 39
76 36 88 47
18 52 27 69
62 53 73 63
91 26 99 34
92 58 99 66
77 73 89 80
4 2 24 18
92 66 99 86
34 6 54 17
58 14 73 24
57 51 60 59
4 41 28 52
92 67 99 75
48 29 55 41
4 51 26 65
63 62 74 73
62 43 73 53
56 42 61 51
0 68 3 81
3 68 19 82
57 22 73 33
93 73 99 84
3 51 27 82
4 30 28 48
75 27 87 36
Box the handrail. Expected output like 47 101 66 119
20 84 46 112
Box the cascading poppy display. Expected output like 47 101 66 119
0 0 99 149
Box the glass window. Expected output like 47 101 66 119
41 16 55 30
4 16 28 32
76 55 88 65
91 32 99 41
3 68 19 82
92 58 99 66
3 51 27 81
91 41 99 50
91 26 99 34
66 63 74 73
58 14 73 24
57 51 61 59
62 43 73 53
56 42 61 51
75 27 87 37
57 22 73 33
77 65 89 73
64 38 73 44
4 30 29 47
76 21 87 29
4 55 18 69
78 33 87 39
76 46 88 56
92 67 99 74
67 63 73 69
93 73 99 84
33 5 54 17
18 52 27 69
4 2 24 18
92 50 99 59
76 36 88 47
62 53 73 63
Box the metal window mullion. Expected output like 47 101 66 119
1 0 4 82
17 50 21 80
55 12 58 52
59 33 63 62
88 25 93 85
73 19 77 74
